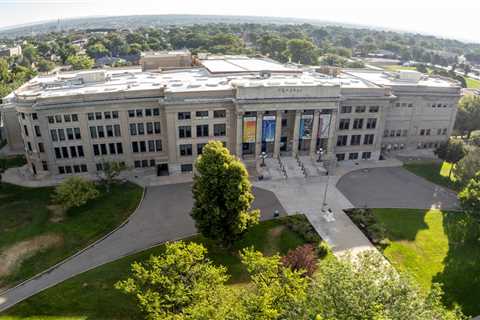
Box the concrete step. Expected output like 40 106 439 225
281 156 304 178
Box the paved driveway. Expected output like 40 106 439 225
336 167 459 210
0 183 284 312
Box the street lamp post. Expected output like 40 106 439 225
321 158 336 213
260 151 267 167
316 148 323 162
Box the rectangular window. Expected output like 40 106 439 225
88 113 94 121
139 141 146 153
213 110 226 118
213 123 226 137
362 152 372 160
109 143 116 154
350 135 361 146
34 125 41 137
336 153 345 161
145 108 152 117
420 129 425 136
81 164 87 172
128 110 135 118
196 124 209 137
179 126 192 138
112 111 119 119
136 109 143 117
95 112 102 120
96 163 103 171
64 114 71 122
197 143 206 155
180 144 193 156
181 164 193 172
38 142 45 153
336 135 348 146
78 145 84 157
383 130 389 137
355 106 366 113
150 159 156 167
195 111 209 119
93 144 100 156
146 122 153 134
114 124 121 137
27 142 32 152
339 119 350 130
134 160 141 168
116 143 123 154
366 118 377 129
42 161 48 171
130 123 137 136
97 126 105 138
65 166 72 174
104 111 111 119
154 122 161 134
100 144 107 155
353 119 363 130
73 165 80 173
442 128 447 135
70 146 77 158
58 166 65 174
148 140 155 152
426 129 431 136
106 125 114 137
363 134 374 145
369 106 379 113
141 160 148 168
61 146 69 158
137 123 145 135
48 116 54 123
66 128 74 140
396 129 402 137
132 141 139 153
58 129 65 141
32 113 38 120
153 108 160 116
55 147 62 159
349 152 359 160
51 129 58 142
341 106 352 114
55 115 62 123
90 126 97 139
155 140 162 152
23 125 29 136
74 127 81 139
178 112 191 120
72 114 78 122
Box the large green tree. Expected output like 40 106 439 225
459 173 480 221
286 39 319 65
453 148 480 186
191 141 260 247
455 95 480 139
66 55 94 70
53 176 99 210
434 140 467 178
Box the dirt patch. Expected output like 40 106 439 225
47 204 66 223
0 234 63 278
269 225 285 238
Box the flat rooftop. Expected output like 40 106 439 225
200 56 299 74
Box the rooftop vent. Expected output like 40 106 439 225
78 70 106 84
398 70 422 82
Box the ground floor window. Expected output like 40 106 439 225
336 153 345 161
362 152 372 160
181 164 193 172
349 152 359 160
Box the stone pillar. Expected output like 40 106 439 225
255 111 264 157
327 109 338 159
235 112 243 157
309 110 321 158
273 110 282 157
292 110 301 156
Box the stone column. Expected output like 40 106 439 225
292 110 301 156
309 110 321 158
235 112 243 157
327 109 338 159
273 110 282 157
255 111 264 157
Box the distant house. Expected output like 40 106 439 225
367 50 398 59
0 45 22 58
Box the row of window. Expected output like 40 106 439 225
419 128 448 136
338 118 377 130
88 111 119 121
96 162 126 171
58 164 88 175
128 108 160 118
178 110 226 120
178 142 225 157
90 125 122 139
51 128 82 142
336 152 372 161
394 102 414 108
54 145 85 159
132 140 163 153
129 122 161 136
336 134 375 147
431 104 450 108
20 112 38 120
384 129 408 137
93 143 124 156
47 114 79 124
340 106 379 114
134 159 157 168
178 124 226 138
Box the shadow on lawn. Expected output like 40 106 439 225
432 212 480 316
375 209 429 241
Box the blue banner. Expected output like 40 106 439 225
300 114 313 139
262 116 276 142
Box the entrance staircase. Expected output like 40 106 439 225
258 154 327 180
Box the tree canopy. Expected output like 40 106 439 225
455 96 480 139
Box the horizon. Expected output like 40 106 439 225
0 1 480 43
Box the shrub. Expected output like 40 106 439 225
281 244 318 277
284 214 321 244
53 176 99 210
317 241 331 259
346 208 386 244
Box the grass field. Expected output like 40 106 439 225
403 161 458 191
0 155 27 170
0 182 143 288
466 77 480 89
1 216 314 320
373 208 480 316
381 65 417 72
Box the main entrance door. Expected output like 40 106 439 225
156 163 169 176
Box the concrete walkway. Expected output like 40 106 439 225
0 183 284 312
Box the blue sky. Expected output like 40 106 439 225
1 0 480 43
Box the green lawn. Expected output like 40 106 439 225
1 216 314 320
381 65 417 72
403 161 459 191
0 182 143 288
0 155 27 170
373 208 480 316
466 77 480 89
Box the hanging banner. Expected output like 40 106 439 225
319 114 331 138
299 114 313 139
262 115 276 142
243 116 257 143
